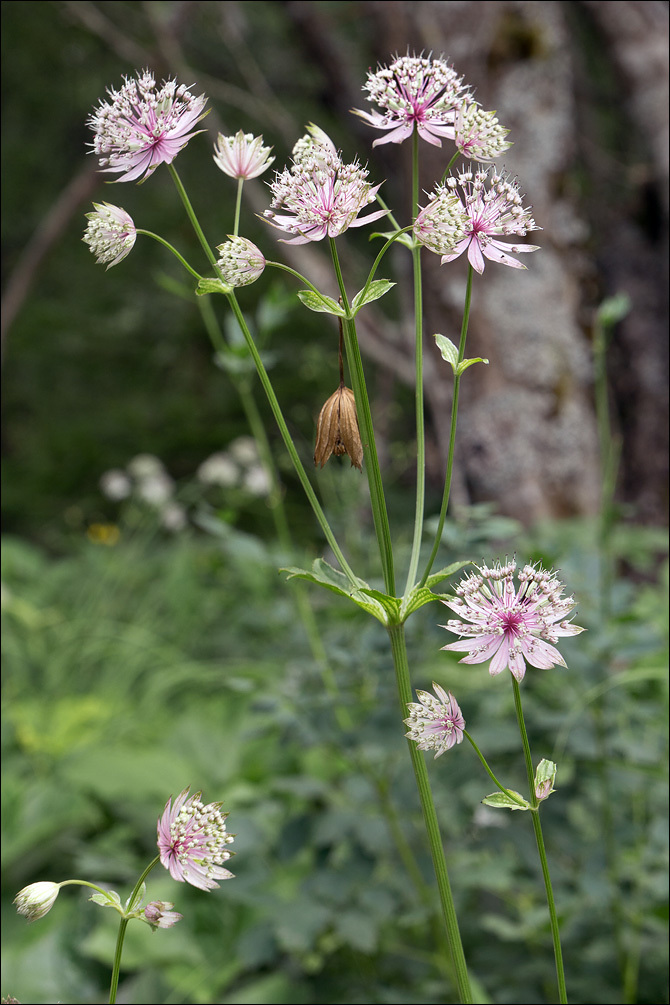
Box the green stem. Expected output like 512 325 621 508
374 191 403 232
329 238 395 595
196 301 434 920
359 226 415 295
404 129 426 596
441 152 461 184
225 291 358 587
265 260 334 300
420 265 474 586
136 230 203 280
233 178 243 237
512 679 568 1003
387 622 472 1002
108 855 160 1005
168 164 217 268
463 730 529 807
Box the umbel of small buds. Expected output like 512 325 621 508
88 69 208 183
216 236 266 287
453 101 512 162
157 787 234 891
441 560 585 682
83 203 136 269
404 683 466 758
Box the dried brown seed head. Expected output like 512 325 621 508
314 386 363 470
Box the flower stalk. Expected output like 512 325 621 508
512 679 568 1004
388 622 473 1003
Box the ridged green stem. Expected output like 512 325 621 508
420 265 474 586
463 730 530 806
387 622 473 1003
108 855 160 1004
404 129 427 595
225 292 358 587
512 679 567 1003
329 238 395 595
168 164 217 268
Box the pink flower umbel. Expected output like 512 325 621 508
264 127 387 243
213 130 274 180
83 203 136 269
404 683 465 758
88 70 208 183
441 561 585 682
415 169 541 274
158 788 234 891
352 53 469 147
216 236 266 286
453 102 512 162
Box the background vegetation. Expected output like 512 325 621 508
2 3 668 1003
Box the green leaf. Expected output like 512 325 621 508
434 333 459 371
424 561 472 589
125 882 146 913
434 334 489 375
456 356 489 375
282 559 390 624
296 290 345 316
196 277 232 297
400 586 441 620
90 890 122 909
482 790 531 811
351 279 395 313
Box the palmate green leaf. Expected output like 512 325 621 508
351 279 395 314
282 559 390 624
398 562 471 620
296 290 346 316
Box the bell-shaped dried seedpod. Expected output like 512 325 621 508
314 385 363 470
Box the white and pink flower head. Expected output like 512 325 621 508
441 560 584 682
404 684 465 758
415 168 541 273
157 787 234 891
352 52 469 147
213 130 274 180
83 203 136 269
264 125 387 244
88 70 208 183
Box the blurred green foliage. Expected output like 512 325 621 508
2 510 668 1003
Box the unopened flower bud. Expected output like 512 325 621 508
216 237 265 287
144 900 183 928
534 759 557 801
83 203 136 269
14 882 60 922
314 386 363 470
